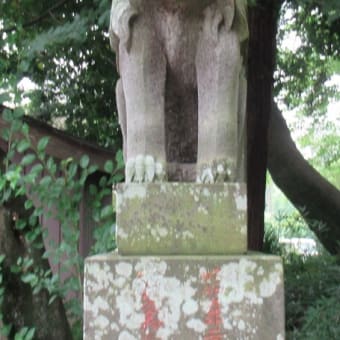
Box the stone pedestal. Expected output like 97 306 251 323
84 183 285 339
84 253 285 340
115 183 247 255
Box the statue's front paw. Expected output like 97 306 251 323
197 161 234 183
198 166 215 184
125 155 166 183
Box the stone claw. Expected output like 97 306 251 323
125 155 166 183
197 166 215 184
197 160 233 183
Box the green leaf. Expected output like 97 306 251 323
24 200 33 210
22 123 29 136
88 164 98 174
113 173 124 182
13 107 25 119
46 157 57 175
80 154 90 169
115 149 124 169
25 328 35 340
21 273 38 286
40 176 52 186
11 119 22 133
30 163 44 175
0 93 11 103
67 163 78 179
21 154 36 166
16 140 31 153
48 295 58 305
104 160 114 173
2 109 13 122
16 219 27 230
100 205 113 219
0 324 12 336
37 136 49 152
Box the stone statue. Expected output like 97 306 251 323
109 0 248 183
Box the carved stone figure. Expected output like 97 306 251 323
109 0 248 183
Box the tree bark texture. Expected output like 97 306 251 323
268 104 340 255
246 0 282 250
0 196 73 339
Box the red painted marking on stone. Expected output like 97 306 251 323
140 286 164 340
202 267 223 340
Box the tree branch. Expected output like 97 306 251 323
268 103 340 255
1 0 70 34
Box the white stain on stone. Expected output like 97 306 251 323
277 334 284 340
198 205 208 215
96 315 110 329
86 262 115 292
118 330 138 340
118 227 128 239
158 226 168 237
116 262 133 277
219 260 261 306
182 299 198 315
160 184 167 193
116 289 143 329
186 318 206 333
151 225 168 239
92 296 110 317
182 230 194 239
202 188 211 197
257 266 264 276
235 193 247 211
115 259 202 338
238 320 246 331
123 184 147 200
85 256 283 339
200 299 211 314
240 224 247 235
110 322 119 331
115 190 122 213
259 268 282 298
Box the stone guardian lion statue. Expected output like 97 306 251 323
109 0 248 183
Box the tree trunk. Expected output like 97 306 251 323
268 104 340 255
0 197 73 339
246 0 282 250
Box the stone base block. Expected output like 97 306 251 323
114 183 247 255
84 253 284 340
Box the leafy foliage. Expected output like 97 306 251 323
275 0 340 188
276 0 340 116
0 108 122 337
264 223 340 340
284 255 340 339
0 0 120 148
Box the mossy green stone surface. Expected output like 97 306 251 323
114 183 247 255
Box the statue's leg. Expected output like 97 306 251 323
116 79 127 161
119 16 167 182
236 68 247 182
196 4 242 182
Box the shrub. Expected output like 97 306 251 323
285 255 340 339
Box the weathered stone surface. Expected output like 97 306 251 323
109 0 249 182
84 253 284 340
115 183 247 255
